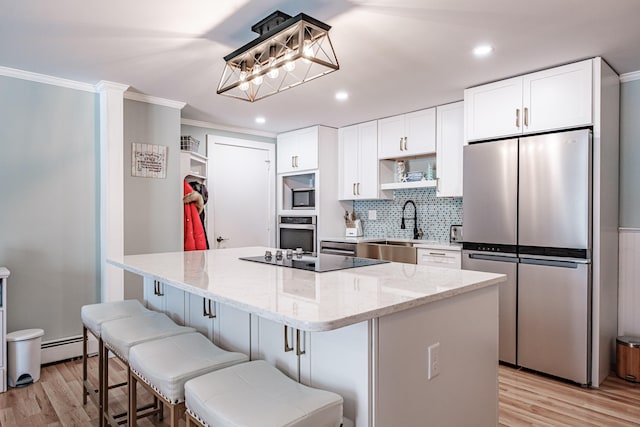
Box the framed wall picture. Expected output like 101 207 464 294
132 143 167 178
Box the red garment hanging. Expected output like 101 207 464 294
184 180 207 251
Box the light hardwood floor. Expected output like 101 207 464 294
1 357 639 426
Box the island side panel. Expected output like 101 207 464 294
375 284 499 427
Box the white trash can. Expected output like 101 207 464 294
6 328 45 387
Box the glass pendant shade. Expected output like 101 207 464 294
217 11 339 102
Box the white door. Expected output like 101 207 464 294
207 136 275 249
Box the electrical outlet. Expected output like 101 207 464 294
428 342 441 380
368 210 377 220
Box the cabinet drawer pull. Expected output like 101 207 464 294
295 329 306 356
524 107 529 127
284 325 294 352
154 280 164 296
516 108 520 128
428 252 447 257
203 298 216 318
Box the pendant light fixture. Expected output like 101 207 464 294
217 11 339 102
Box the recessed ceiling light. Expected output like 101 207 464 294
473 44 493 57
255 116 266 124
335 91 349 101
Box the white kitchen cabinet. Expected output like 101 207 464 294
142 278 185 324
185 294 251 355
417 248 461 269
339 121 390 200
277 127 318 174
251 317 306 381
378 108 436 159
0 268 8 393
465 59 593 141
436 101 464 198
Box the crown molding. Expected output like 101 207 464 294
96 80 129 93
620 70 640 83
124 91 186 109
181 118 277 138
0 66 96 92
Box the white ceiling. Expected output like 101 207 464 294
2 0 640 134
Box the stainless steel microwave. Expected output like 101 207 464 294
291 187 315 210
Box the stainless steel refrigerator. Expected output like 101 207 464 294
462 128 592 385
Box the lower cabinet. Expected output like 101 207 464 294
142 278 185 324
185 294 251 355
416 248 461 269
251 317 371 427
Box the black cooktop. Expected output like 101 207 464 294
239 253 388 273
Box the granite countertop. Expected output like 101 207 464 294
108 247 503 332
321 237 462 251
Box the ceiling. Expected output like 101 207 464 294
2 0 640 135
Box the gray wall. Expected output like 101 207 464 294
0 76 99 341
620 79 640 227
123 99 182 300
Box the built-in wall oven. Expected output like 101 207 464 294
278 216 317 255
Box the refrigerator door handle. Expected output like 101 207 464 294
519 257 584 268
467 252 519 263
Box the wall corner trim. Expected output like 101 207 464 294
0 66 96 92
124 91 186 109
620 70 640 83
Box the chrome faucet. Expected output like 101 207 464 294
401 200 420 240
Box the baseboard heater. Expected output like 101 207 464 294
40 334 98 365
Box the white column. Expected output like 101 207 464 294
96 81 129 302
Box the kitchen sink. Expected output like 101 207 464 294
356 241 417 264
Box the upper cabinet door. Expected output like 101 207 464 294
405 108 436 156
377 115 405 159
276 127 318 174
523 60 593 134
378 108 436 159
357 121 379 199
338 125 360 199
436 101 464 198
464 76 523 142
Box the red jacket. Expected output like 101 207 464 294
184 180 207 251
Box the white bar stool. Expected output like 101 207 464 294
185 360 344 427
101 311 195 426
128 332 249 426
81 299 150 425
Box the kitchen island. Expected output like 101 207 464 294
108 247 505 427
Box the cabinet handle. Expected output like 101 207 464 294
202 298 216 318
515 108 520 128
436 177 440 192
291 156 295 168
295 156 299 168
154 280 164 296
357 182 361 195
524 107 529 127
403 137 408 151
353 183 356 196
428 252 447 257
399 138 404 151
295 329 306 356
284 325 294 352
